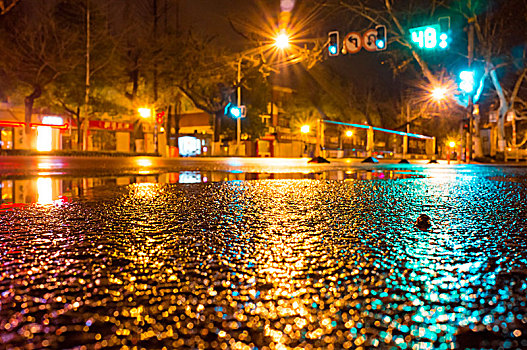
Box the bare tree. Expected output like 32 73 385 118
0 1 83 138
457 0 527 154
323 0 527 157
43 0 123 150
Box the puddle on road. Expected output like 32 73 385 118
1 166 527 349
0 169 423 209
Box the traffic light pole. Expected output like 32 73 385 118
236 58 242 155
466 17 475 163
403 103 410 159
153 108 158 154
467 95 473 162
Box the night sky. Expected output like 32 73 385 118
180 0 281 46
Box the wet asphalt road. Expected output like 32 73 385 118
1 157 527 349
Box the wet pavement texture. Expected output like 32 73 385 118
1 163 527 349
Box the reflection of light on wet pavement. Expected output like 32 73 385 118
179 171 201 183
128 183 158 200
1 166 527 349
36 177 53 204
136 158 154 175
227 159 243 167
37 162 55 169
136 158 152 167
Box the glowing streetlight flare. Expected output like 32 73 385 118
138 108 152 118
300 125 310 134
274 32 290 49
431 87 447 101
449 141 456 148
345 130 353 137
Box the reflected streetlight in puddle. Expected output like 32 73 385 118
37 178 53 204
136 158 154 175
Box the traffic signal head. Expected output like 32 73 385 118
375 25 386 50
225 103 246 119
156 111 165 124
459 70 475 93
438 16 450 49
229 105 242 118
328 31 339 56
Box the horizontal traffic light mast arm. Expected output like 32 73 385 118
323 120 434 140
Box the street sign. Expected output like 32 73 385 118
362 29 378 52
343 32 361 54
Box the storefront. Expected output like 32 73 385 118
87 120 133 152
0 105 68 151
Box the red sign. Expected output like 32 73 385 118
88 120 134 131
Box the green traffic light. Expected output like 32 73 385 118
459 70 475 93
230 106 242 118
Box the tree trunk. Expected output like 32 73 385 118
24 86 41 144
489 69 507 152
214 110 222 142
175 98 180 144
24 98 33 135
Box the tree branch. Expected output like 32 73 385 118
0 0 21 15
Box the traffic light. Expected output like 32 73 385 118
328 31 339 56
409 24 440 49
156 111 165 124
375 25 386 50
225 103 246 119
438 16 450 49
229 105 242 118
459 70 475 93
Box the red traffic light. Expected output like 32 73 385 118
156 111 165 124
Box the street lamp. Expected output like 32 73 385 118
431 86 447 102
300 125 310 157
274 31 290 49
345 130 353 137
138 107 158 154
138 108 151 119
447 141 456 164
232 31 292 157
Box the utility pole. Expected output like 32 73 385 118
83 0 90 151
153 0 159 154
403 103 410 159
466 16 475 162
237 58 242 155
